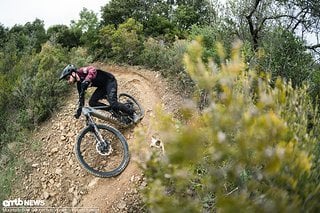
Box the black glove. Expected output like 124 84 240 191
74 107 82 119
81 81 90 91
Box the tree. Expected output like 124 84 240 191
47 25 82 49
224 0 320 56
7 19 47 53
173 0 216 31
24 19 47 52
70 8 100 50
99 18 144 64
101 0 144 28
274 0 320 43
0 24 8 49
101 0 216 39
217 0 319 91
142 1 178 39
259 27 314 87
8 25 31 53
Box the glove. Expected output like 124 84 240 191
74 107 82 119
81 81 90 91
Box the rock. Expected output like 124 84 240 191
49 179 55 184
55 168 62 175
72 197 78 207
43 162 49 166
68 159 74 166
141 181 147 187
117 200 127 210
51 148 59 153
32 163 39 168
43 191 50 199
68 187 75 193
88 178 99 188
67 132 75 137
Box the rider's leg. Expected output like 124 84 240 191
89 87 108 108
106 80 135 116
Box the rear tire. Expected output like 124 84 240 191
119 93 144 123
75 124 130 178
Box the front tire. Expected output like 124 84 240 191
75 124 130 178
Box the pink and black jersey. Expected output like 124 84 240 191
77 66 115 88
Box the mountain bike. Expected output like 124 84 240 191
75 93 144 178
92 93 144 128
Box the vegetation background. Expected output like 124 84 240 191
0 0 319 211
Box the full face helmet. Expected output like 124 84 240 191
59 64 77 80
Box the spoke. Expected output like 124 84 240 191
79 128 125 173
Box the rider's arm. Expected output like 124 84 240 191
78 66 97 82
76 66 97 106
77 82 85 107
85 66 97 81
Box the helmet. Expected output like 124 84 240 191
59 64 77 80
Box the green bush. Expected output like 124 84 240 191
259 27 314 88
139 38 170 70
0 42 74 202
99 18 144 64
309 65 320 105
11 42 69 126
140 38 193 93
30 42 69 123
69 46 93 67
138 40 320 212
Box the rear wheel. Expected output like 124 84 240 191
118 93 144 124
75 124 130 178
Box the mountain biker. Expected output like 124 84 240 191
59 64 139 122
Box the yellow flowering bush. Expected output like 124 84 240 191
138 39 320 212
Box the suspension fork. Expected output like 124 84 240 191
86 115 104 143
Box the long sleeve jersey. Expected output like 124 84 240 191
76 66 116 106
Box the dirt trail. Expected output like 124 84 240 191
10 64 183 212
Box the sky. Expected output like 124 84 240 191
0 0 109 29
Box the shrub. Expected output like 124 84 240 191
30 42 69 123
138 39 320 212
259 27 314 88
69 46 93 67
139 38 170 70
99 18 144 64
140 38 193 93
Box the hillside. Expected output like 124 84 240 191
10 64 184 212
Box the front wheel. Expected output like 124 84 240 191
75 124 130 178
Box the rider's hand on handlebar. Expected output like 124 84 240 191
74 107 82 119
81 81 90 91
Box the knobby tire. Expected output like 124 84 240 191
75 124 130 178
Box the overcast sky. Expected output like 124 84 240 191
0 0 108 29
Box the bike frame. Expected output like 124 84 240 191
82 107 108 143
83 106 111 120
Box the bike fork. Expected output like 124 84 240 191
91 124 113 156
